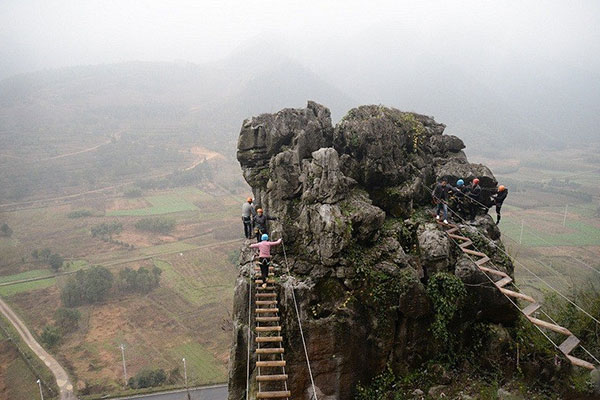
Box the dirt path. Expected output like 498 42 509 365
38 139 112 162
0 297 76 400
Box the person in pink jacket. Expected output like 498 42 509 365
250 234 282 287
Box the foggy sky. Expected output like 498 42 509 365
1 0 599 80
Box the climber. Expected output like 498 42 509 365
450 179 468 219
432 179 456 224
467 178 482 223
242 197 256 239
253 208 278 242
492 185 508 225
250 234 282 287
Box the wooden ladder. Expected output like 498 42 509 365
253 259 291 399
438 220 595 370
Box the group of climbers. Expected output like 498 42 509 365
433 178 507 225
242 197 281 287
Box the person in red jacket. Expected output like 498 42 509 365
250 234 282 287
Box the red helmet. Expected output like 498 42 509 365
472 178 480 185
247 197 253 202
498 185 505 192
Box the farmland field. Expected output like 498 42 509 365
0 179 247 397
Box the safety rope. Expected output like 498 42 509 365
246 269 252 400
281 239 318 400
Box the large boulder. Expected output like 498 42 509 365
229 102 515 400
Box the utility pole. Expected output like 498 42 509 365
563 204 569 227
120 344 128 386
519 220 524 245
183 357 191 400
37 379 44 400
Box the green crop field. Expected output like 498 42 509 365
107 193 198 216
501 217 600 247
0 277 56 297
170 342 227 384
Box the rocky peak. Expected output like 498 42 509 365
230 102 516 400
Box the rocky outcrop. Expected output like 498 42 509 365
229 102 517 400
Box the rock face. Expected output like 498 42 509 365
229 102 517 399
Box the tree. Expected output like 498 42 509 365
31 249 39 259
48 253 64 271
41 326 61 347
0 223 13 237
39 248 52 261
134 217 176 234
61 266 114 307
54 307 80 333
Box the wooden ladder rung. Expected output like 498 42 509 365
459 240 473 248
257 374 288 382
256 336 283 343
255 279 275 284
256 391 291 399
446 227 459 234
256 326 281 332
256 316 280 322
256 308 279 313
256 360 286 367
494 276 512 288
559 335 580 356
257 286 275 291
567 355 596 370
478 265 507 277
449 233 470 241
499 288 535 303
256 300 278 306
527 316 572 336
462 248 486 257
521 303 541 316
256 347 284 354
257 293 277 298
475 256 491 267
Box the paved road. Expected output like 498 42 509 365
0 297 76 399
114 384 227 400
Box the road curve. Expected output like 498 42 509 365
0 297 76 400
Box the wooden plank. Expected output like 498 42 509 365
567 355 596 370
459 240 473 248
256 300 278 306
256 336 283 343
256 391 291 399
449 233 470 241
256 326 281 332
257 286 275 291
494 276 512 288
478 265 507 277
559 335 580 356
446 227 459 234
462 248 486 257
257 293 277 298
527 317 572 336
256 347 284 354
257 374 288 382
256 308 279 313
255 279 275 284
256 316 280 322
256 360 286 367
500 288 535 303
521 303 541 317
475 256 490 266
